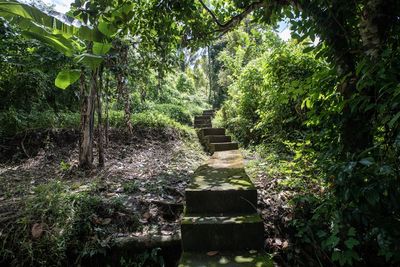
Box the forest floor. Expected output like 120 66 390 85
0 128 207 265
0 128 301 266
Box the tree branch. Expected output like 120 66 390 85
198 0 267 32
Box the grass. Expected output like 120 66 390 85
0 181 139 266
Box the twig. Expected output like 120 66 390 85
20 131 30 158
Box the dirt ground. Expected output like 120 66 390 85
0 128 207 246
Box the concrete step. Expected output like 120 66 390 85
209 142 239 153
198 128 226 143
194 120 211 126
181 213 264 251
185 165 257 214
204 135 231 144
203 110 215 117
179 250 273 267
194 124 212 129
195 115 212 120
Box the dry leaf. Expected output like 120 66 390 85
102 218 112 225
32 223 44 239
206 251 219 256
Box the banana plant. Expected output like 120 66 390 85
0 0 116 89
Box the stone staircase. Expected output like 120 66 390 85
178 110 272 266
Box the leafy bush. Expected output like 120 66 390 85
1 181 139 266
131 111 192 136
221 43 323 145
176 73 195 93
0 109 80 136
152 103 192 125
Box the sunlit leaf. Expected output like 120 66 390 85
55 69 81 89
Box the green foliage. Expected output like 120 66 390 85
1 181 139 266
0 109 80 136
176 73 195 93
152 103 192 125
131 111 191 136
216 22 400 266
219 27 324 145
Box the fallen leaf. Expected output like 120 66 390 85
102 218 112 225
142 211 151 220
206 251 219 256
32 223 45 239
275 238 282 246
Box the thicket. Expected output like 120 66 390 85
213 22 399 266
0 19 208 139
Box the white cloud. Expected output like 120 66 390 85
43 0 73 13
278 28 291 41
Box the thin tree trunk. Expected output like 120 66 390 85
97 66 105 167
116 44 133 134
105 71 110 147
79 68 95 169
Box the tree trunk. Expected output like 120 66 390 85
79 69 96 169
115 44 133 134
97 67 105 167
157 66 163 99
104 71 110 147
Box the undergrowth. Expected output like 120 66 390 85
0 181 139 266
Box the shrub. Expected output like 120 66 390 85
1 181 139 266
0 109 80 137
152 103 192 125
131 110 191 136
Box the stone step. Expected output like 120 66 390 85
203 111 215 117
194 124 212 129
209 142 239 153
179 250 273 267
194 120 211 125
185 165 257 214
198 128 226 143
194 121 211 127
195 115 212 120
203 109 215 113
204 135 231 144
181 213 264 251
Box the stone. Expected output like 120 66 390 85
179 251 273 267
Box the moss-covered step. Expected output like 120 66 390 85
195 115 212 120
203 109 215 115
204 135 231 144
209 142 239 154
194 120 211 125
198 128 226 144
181 213 264 251
194 123 212 129
179 250 273 267
198 128 225 136
185 165 257 214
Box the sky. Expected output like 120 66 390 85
42 0 292 41
42 0 72 13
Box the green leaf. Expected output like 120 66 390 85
344 238 360 249
21 31 74 57
0 0 105 41
302 46 314 53
98 21 118 37
55 70 81 89
93 42 112 55
75 53 103 69
359 157 374 167
388 112 400 129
